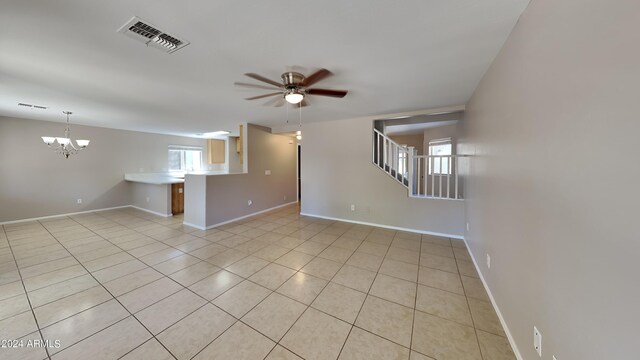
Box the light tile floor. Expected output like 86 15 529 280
0 205 515 360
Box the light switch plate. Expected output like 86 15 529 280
265 170 271 175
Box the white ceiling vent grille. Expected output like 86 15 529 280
18 102 48 109
117 17 189 54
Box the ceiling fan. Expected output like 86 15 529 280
235 68 348 107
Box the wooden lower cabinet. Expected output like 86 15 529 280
171 183 184 214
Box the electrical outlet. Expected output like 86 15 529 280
486 254 491 269
248 200 253 206
534 326 542 357
76 198 82 204
350 204 355 211
466 222 470 232
265 170 271 175
146 197 150 203
283 195 287 201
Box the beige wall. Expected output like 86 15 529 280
130 183 172 216
459 0 640 358
389 134 424 155
226 136 243 173
0 116 206 222
301 116 464 237
184 124 297 228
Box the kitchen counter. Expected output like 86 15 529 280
124 173 185 185
124 170 241 185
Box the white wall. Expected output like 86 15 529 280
459 0 640 358
301 116 464 237
0 116 206 222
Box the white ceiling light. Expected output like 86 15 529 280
200 130 230 138
296 130 302 140
285 90 304 104
41 111 90 159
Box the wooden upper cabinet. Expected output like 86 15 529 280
207 139 225 164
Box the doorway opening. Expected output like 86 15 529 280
297 144 301 201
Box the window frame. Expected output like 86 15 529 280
428 138 453 175
168 145 203 173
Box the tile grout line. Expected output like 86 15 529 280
259 227 367 360
334 229 392 360
408 234 424 356
9 205 499 359
93 209 306 359
455 241 486 360
1 224 52 360
188 218 356 360
45 210 368 358
37 218 179 360
183 216 318 359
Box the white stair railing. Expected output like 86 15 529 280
373 129 410 188
409 155 467 199
373 129 467 200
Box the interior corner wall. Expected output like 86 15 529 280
389 134 424 155
203 124 297 227
227 136 244 173
459 0 640 358
301 116 464 237
0 116 206 222
130 182 171 216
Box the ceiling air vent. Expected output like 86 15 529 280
117 16 189 54
18 103 48 109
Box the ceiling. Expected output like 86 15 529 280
0 0 529 137
386 120 459 136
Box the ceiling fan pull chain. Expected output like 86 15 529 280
299 101 302 127
286 101 289 124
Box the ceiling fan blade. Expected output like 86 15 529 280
234 82 281 90
307 88 348 98
301 68 332 87
263 96 285 107
244 73 283 88
245 92 281 100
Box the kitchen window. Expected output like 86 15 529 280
168 145 203 172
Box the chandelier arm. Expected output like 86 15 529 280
41 111 89 158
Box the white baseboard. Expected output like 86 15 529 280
129 206 173 218
299 212 464 239
199 201 299 230
0 206 131 225
463 238 523 360
0 205 174 226
182 221 206 230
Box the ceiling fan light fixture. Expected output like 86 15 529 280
285 91 304 104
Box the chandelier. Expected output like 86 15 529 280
41 111 90 158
